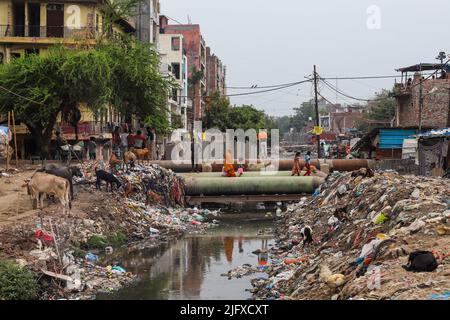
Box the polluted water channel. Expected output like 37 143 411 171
96 211 276 300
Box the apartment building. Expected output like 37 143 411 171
159 32 188 131
159 15 206 130
206 46 226 95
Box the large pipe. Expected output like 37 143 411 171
184 176 324 196
179 171 328 179
150 159 373 173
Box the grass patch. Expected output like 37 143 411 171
86 232 127 249
0 261 38 300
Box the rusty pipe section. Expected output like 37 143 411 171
150 159 374 173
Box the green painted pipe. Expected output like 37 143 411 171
184 176 324 196
179 171 328 179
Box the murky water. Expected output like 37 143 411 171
97 218 274 300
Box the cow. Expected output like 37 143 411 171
27 172 71 215
38 164 83 200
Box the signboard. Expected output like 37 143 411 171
312 126 323 135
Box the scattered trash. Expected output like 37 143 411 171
85 252 99 263
251 170 450 300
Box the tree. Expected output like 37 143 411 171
99 0 145 38
0 47 111 157
291 100 316 131
98 38 175 132
203 91 270 131
357 89 396 133
267 115 294 135
0 39 174 158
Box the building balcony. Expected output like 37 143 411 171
58 121 114 141
0 25 99 44
393 83 412 97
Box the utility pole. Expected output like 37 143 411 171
419 76 423 132
313 65 321 158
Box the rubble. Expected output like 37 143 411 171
251 171 450 300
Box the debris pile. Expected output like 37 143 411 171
0 126 13 161
251 170 450 300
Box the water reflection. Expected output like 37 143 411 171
97 222 273 300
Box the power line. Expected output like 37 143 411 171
164 15 184 25
226 81 304 90
0 85 48 106
176 79 312 99
319 77 372 102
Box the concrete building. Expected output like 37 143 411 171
159 32 188 131
329 104 365 135
394 63 450 129
206 46 226 95
159 15 206 130
0 0 135 158
134 0 159 47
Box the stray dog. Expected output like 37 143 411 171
109 153 123 173
95 168 121 192
300 225 313 246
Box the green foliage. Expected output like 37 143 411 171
188 66 204 87
0 261 38 300
357 89 396 133
0 46 112 156
87 235 108 248
267 115 294 135
87 232 127 249
203 91 269 131
0 37 174 155
98 38 174 131
106 232 127 246
99 0 145 38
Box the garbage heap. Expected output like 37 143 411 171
0 127 13 161
251 170 450 300
120 164 186 207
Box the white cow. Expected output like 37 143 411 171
27 172 71 215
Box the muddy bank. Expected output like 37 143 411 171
250 170 450 300
0 164 216 300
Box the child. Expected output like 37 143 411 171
304 151 312 176
291 152 301 176
87 137 97 160
237 165 244 177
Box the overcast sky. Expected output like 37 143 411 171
162 0 450 116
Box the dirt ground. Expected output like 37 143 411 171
0 168 105 227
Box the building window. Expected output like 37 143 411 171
171 37 180 51
172 88 178 102
25 48 39 56
11 53 21 59
171 63 181 80
0 53 3 64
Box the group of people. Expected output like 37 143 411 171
112 126 157 160
291 151 312 176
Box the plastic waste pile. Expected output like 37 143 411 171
251 170 450 300
120 164 186 207
0 126 13 161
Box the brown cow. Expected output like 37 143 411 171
27 172 71 215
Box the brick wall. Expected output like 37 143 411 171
397 78 450 128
